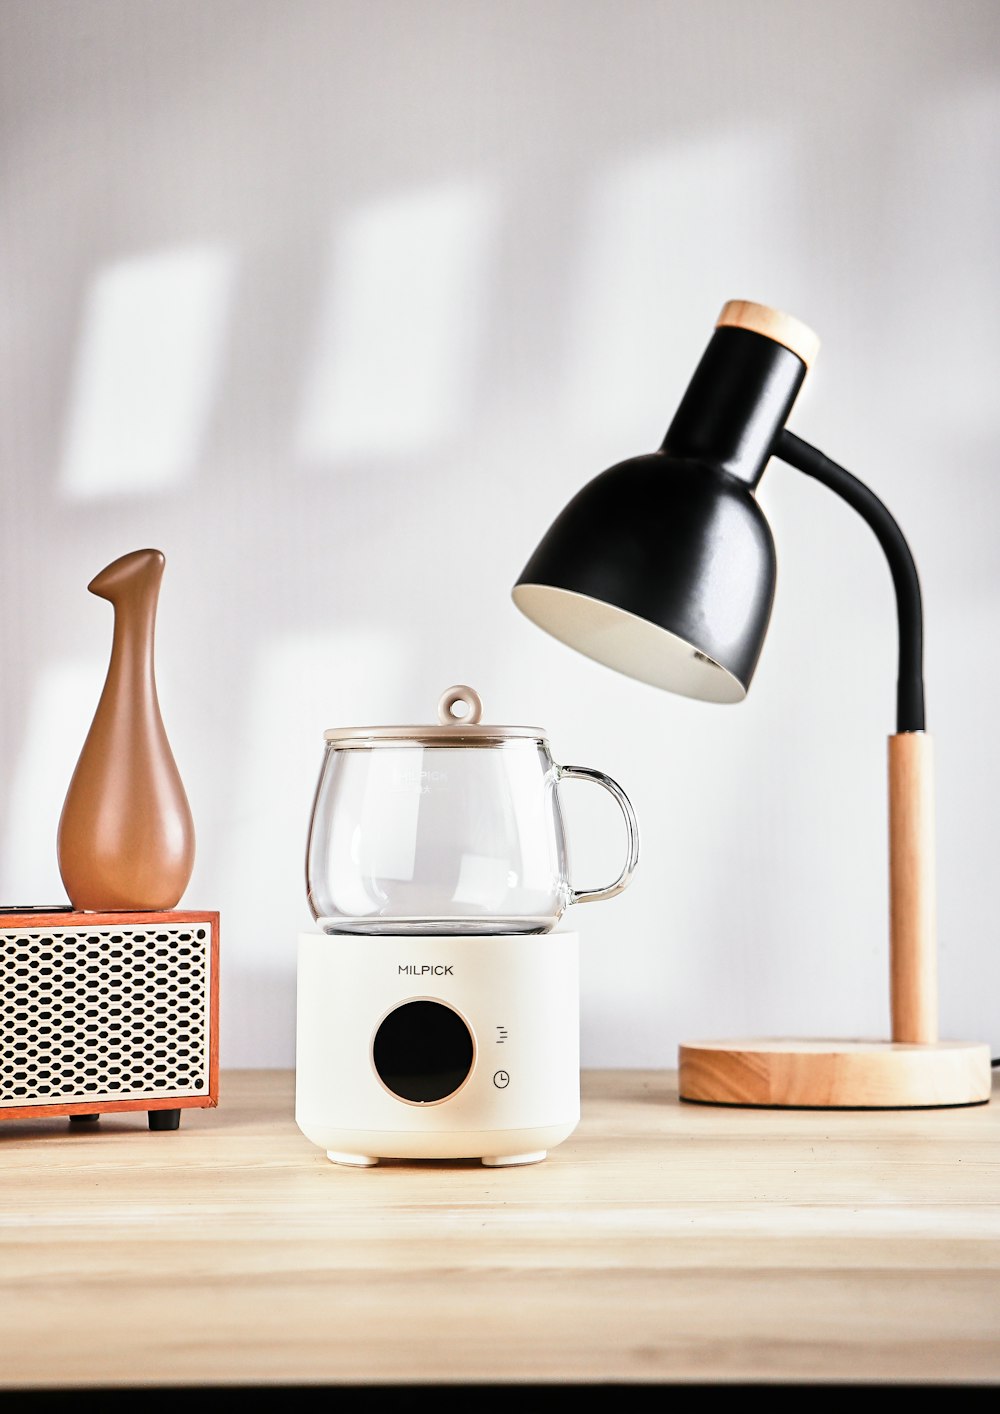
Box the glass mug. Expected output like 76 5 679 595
306 685 639 936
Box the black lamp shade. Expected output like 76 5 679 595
512 317 812 703
512 453 775 702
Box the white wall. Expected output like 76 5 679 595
1 0 998 1068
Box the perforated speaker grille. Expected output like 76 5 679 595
1 922 212 1107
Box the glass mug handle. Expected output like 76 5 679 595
556 765 640 905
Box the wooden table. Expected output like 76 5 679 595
2 1070 999 1389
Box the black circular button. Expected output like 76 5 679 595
372 1000 474 1103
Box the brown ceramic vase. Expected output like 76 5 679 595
56 548 196 911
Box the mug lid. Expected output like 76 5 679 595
322 685 547 746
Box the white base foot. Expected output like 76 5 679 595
327 1150 379 1167
481 1150 547 1168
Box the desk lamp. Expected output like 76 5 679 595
512 299 991 1109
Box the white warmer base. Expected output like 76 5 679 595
308 1121 577 1168
295 930 581 1167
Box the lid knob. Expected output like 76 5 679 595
437 685 484 725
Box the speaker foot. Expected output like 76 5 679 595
327 1150 379 1167
69 1114 100 1124
148 1109 181 1131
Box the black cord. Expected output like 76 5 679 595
775 429 925 734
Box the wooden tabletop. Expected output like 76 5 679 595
2 1069 999 1389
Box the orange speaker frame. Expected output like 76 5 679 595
0 909 219 1126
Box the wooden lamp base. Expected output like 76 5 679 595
678 1038 992 1109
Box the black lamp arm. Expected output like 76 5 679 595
774 428 925 734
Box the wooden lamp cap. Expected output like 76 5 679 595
716 299 820 371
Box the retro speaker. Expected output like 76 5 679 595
0 909 219 1130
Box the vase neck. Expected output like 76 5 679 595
104 578 161 706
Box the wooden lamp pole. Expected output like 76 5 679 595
889 730 938 1046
